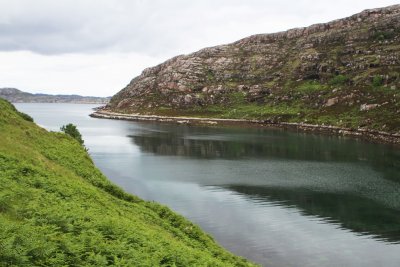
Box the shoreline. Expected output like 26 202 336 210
90 110 400 146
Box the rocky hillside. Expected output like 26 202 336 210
107 5 400 133
0 88 110 104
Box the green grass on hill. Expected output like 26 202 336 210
0 99 256 266
133 79 400 132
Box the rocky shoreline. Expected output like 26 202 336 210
90 110 400 146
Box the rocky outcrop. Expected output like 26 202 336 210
107 5 400 133
360 103 380 111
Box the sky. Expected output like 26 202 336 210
1 0 399 97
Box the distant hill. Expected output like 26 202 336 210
0 88 110 104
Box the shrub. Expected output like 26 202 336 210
17 111 34 122
372 75 384 87
329 75 349 86
6 100 34 122
60 123 84 146
374 31 395 41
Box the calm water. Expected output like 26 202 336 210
16 103 400 267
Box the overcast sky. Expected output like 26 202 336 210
1 0 399 96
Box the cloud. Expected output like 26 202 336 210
1 0 399 56
0 50 162 96
0 0 399 96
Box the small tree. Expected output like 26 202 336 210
60 123 84 146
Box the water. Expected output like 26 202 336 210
16 103 400 267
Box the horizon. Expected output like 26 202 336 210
1 1 399 97
0 87 111 98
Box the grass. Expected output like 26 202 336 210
0 99 256 267
296 81 329 93
328 75 349 86
209 103 303 120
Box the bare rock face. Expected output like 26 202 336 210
107 5 400 132
325 97 340 107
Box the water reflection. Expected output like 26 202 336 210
222 185 400 243
129 124 400 183
128 123 400 244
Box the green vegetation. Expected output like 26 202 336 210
16 111 34 122
7 103 34 122
206 69 216 82
0 99 255 266
228 92 246 104
296 81 328 93
372 75 384 87
202 103 303 121
143 80 400 132
373 30 396 41
328 75 349 86
61 123 84 146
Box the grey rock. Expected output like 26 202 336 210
360 103 380 111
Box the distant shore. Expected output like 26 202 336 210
12 101 108 104
0 88 110 104
91 110 400 146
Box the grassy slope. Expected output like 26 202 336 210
0 99 255 266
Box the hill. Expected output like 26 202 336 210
105 5 400 134
0 98 254 266
0 88 109 104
